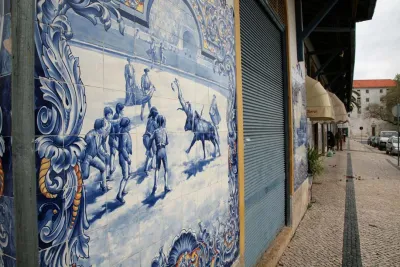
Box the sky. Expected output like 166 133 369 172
354 0 400 80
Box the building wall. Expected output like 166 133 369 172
34 0 239 266
0 0 16 265
354 87 387 108
287 0 309 200
350 87 396 136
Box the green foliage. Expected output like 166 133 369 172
307 147 324 177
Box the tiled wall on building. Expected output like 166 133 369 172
0 0 16 266
292 63 308 190
34 0 239 266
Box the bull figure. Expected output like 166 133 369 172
171 78 221 159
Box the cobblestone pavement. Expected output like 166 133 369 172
278 139 400 267
351 140 400 267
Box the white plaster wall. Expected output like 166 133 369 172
349 117 396 137
287 0 311 226
350 87 395 136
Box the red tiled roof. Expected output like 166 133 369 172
353 79 396 88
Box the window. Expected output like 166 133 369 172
366 98 370 102
380 89 383 93
366 107 369 111
366 90 369 93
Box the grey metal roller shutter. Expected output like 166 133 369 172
240 0 286 266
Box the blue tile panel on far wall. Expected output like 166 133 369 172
34 0 239 266
0 75 11 137
0 12 12 77
0 196 16 259
292 64 309 191
0 137 12 197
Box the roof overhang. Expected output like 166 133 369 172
297 0 378 111
356 0 378 22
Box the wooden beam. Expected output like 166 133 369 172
297 0 339 61
295 0 304 61
284 0 294 223
308 47 348 55
326 73 342 89
314 51 341 78
320 70 347 76
314 27 354 32
301 0 339 39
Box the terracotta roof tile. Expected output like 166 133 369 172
353 79 396 88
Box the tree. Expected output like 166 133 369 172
364 74 400 125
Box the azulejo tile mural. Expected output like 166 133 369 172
0 0 11 77
34 0 238 266
292 63 308 190
0 0 15 265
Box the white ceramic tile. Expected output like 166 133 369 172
70 45 104 89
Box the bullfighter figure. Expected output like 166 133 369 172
81 119 111 192
209 95 221 128
109 103 125 174
159 42 166 65
209 94 221 144
146 37 157 68
140 68 153 121
149 115 170 195
133 28 140 55
102 106 121 180
116 117 133 203
124 57 136 106
143 107 159 175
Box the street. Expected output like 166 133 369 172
278 139 400 267
357 137 400 163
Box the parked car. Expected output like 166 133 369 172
386 136 400 155
378 131 398 150
371 136 379 147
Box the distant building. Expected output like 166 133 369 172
350 79 397 136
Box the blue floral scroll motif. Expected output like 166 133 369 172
187 0 234 58
0 120 8 262
0 196 16 262
152 1 239 266
0 107 4 196
152 221 238 266
35 0 125 266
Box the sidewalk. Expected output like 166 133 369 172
278 139 400 267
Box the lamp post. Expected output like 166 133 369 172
392 104 400 166
397 104 400 167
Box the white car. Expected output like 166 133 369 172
379 131 398 150
386 136 400 155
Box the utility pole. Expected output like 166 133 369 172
393 102 400 166
397 103 399 166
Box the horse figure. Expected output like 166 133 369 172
171 78 221 159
